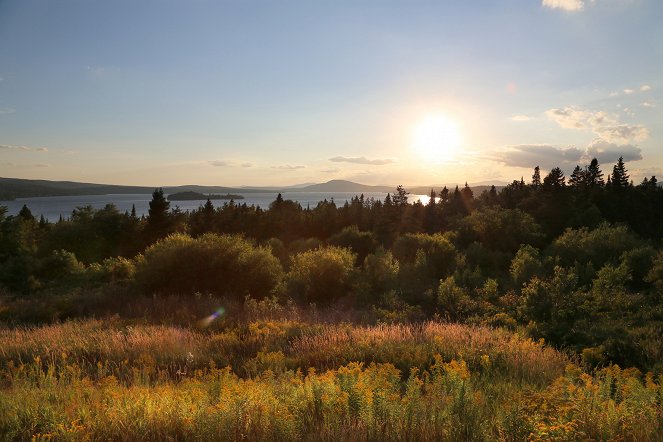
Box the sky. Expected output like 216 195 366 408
0 0 661 187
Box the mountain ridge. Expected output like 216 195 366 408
0 177 505 201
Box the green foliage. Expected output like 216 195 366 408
457 206 543 254
548 223 643 269
286 246 356 304
358 248 400 302
437 276 474 320
328 225 377 265
135 233 283 299
510 244 543 288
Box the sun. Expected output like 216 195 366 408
411 114 461 160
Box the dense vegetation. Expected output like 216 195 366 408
1 157 663 439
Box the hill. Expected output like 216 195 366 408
0 177 506 201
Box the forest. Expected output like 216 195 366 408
1 156 663 440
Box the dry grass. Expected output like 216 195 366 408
0 319 660 441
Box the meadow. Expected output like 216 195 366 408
1 310 661 441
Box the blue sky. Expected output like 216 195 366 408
1 0 661 186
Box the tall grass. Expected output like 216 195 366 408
0 320 660 440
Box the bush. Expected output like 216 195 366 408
328 226 377 264
135 233 283 299
286 246 356 304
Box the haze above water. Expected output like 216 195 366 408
0 192 431 222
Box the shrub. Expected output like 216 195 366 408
328 226 377 265
135 233 283 299
286 246 356 304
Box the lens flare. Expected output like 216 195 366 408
199 307 226 327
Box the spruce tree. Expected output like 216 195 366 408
569 165 585 188
145 188 172 242
532 166 542 188
611 156 630 188
586 158 604 187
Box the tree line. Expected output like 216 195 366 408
1 156 662 371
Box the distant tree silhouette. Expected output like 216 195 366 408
611 156 630 188
531 166 541 188
569 165 585 188
543 167 566 188
586 158 604 187
145 188 172 243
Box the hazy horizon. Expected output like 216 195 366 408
1 0 661 187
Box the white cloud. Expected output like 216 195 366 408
623 88 635 95
545 107 617 129
329 156 395 165
546 106 648 144
641 85 652 92
0 143 48 152
609 91 620 97
511 115 531 122
641 101 656 108
271 164 305 170
209 159 252 168
542 0 585 12
594 124 648 144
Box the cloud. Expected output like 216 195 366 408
585 139 642 163
209 159 252 168
546 106 648 144
35 163 49 168
546 107 617 129
593 124 648 144
641 101 656 108
641 85 652 92
542 0 585 12
511 115 531 122
320 168 341 174
0 107 16 115
329 156 395 165
271 165 305 170
494 140 643 171
623 88 635 95
0 143 49 152
493 145 584 170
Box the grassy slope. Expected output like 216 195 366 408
0 319 661 441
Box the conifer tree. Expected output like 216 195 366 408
611 156 630 188
569 165 585 188
543 167 566 188
531 166 541 188
586 158 604 187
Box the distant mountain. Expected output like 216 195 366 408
0 177 507 201
291 180 393 193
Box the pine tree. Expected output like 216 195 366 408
543 167 566 188
532 166 542 188
145 188 172 242
569 165 585 188
586 158 604 187
393 185 409 206
611 156 630 188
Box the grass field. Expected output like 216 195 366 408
1 318 661 441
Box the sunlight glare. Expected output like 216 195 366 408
412 114 461 161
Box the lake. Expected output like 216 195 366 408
0 192 432 221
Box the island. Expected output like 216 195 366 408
167 191 244 201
